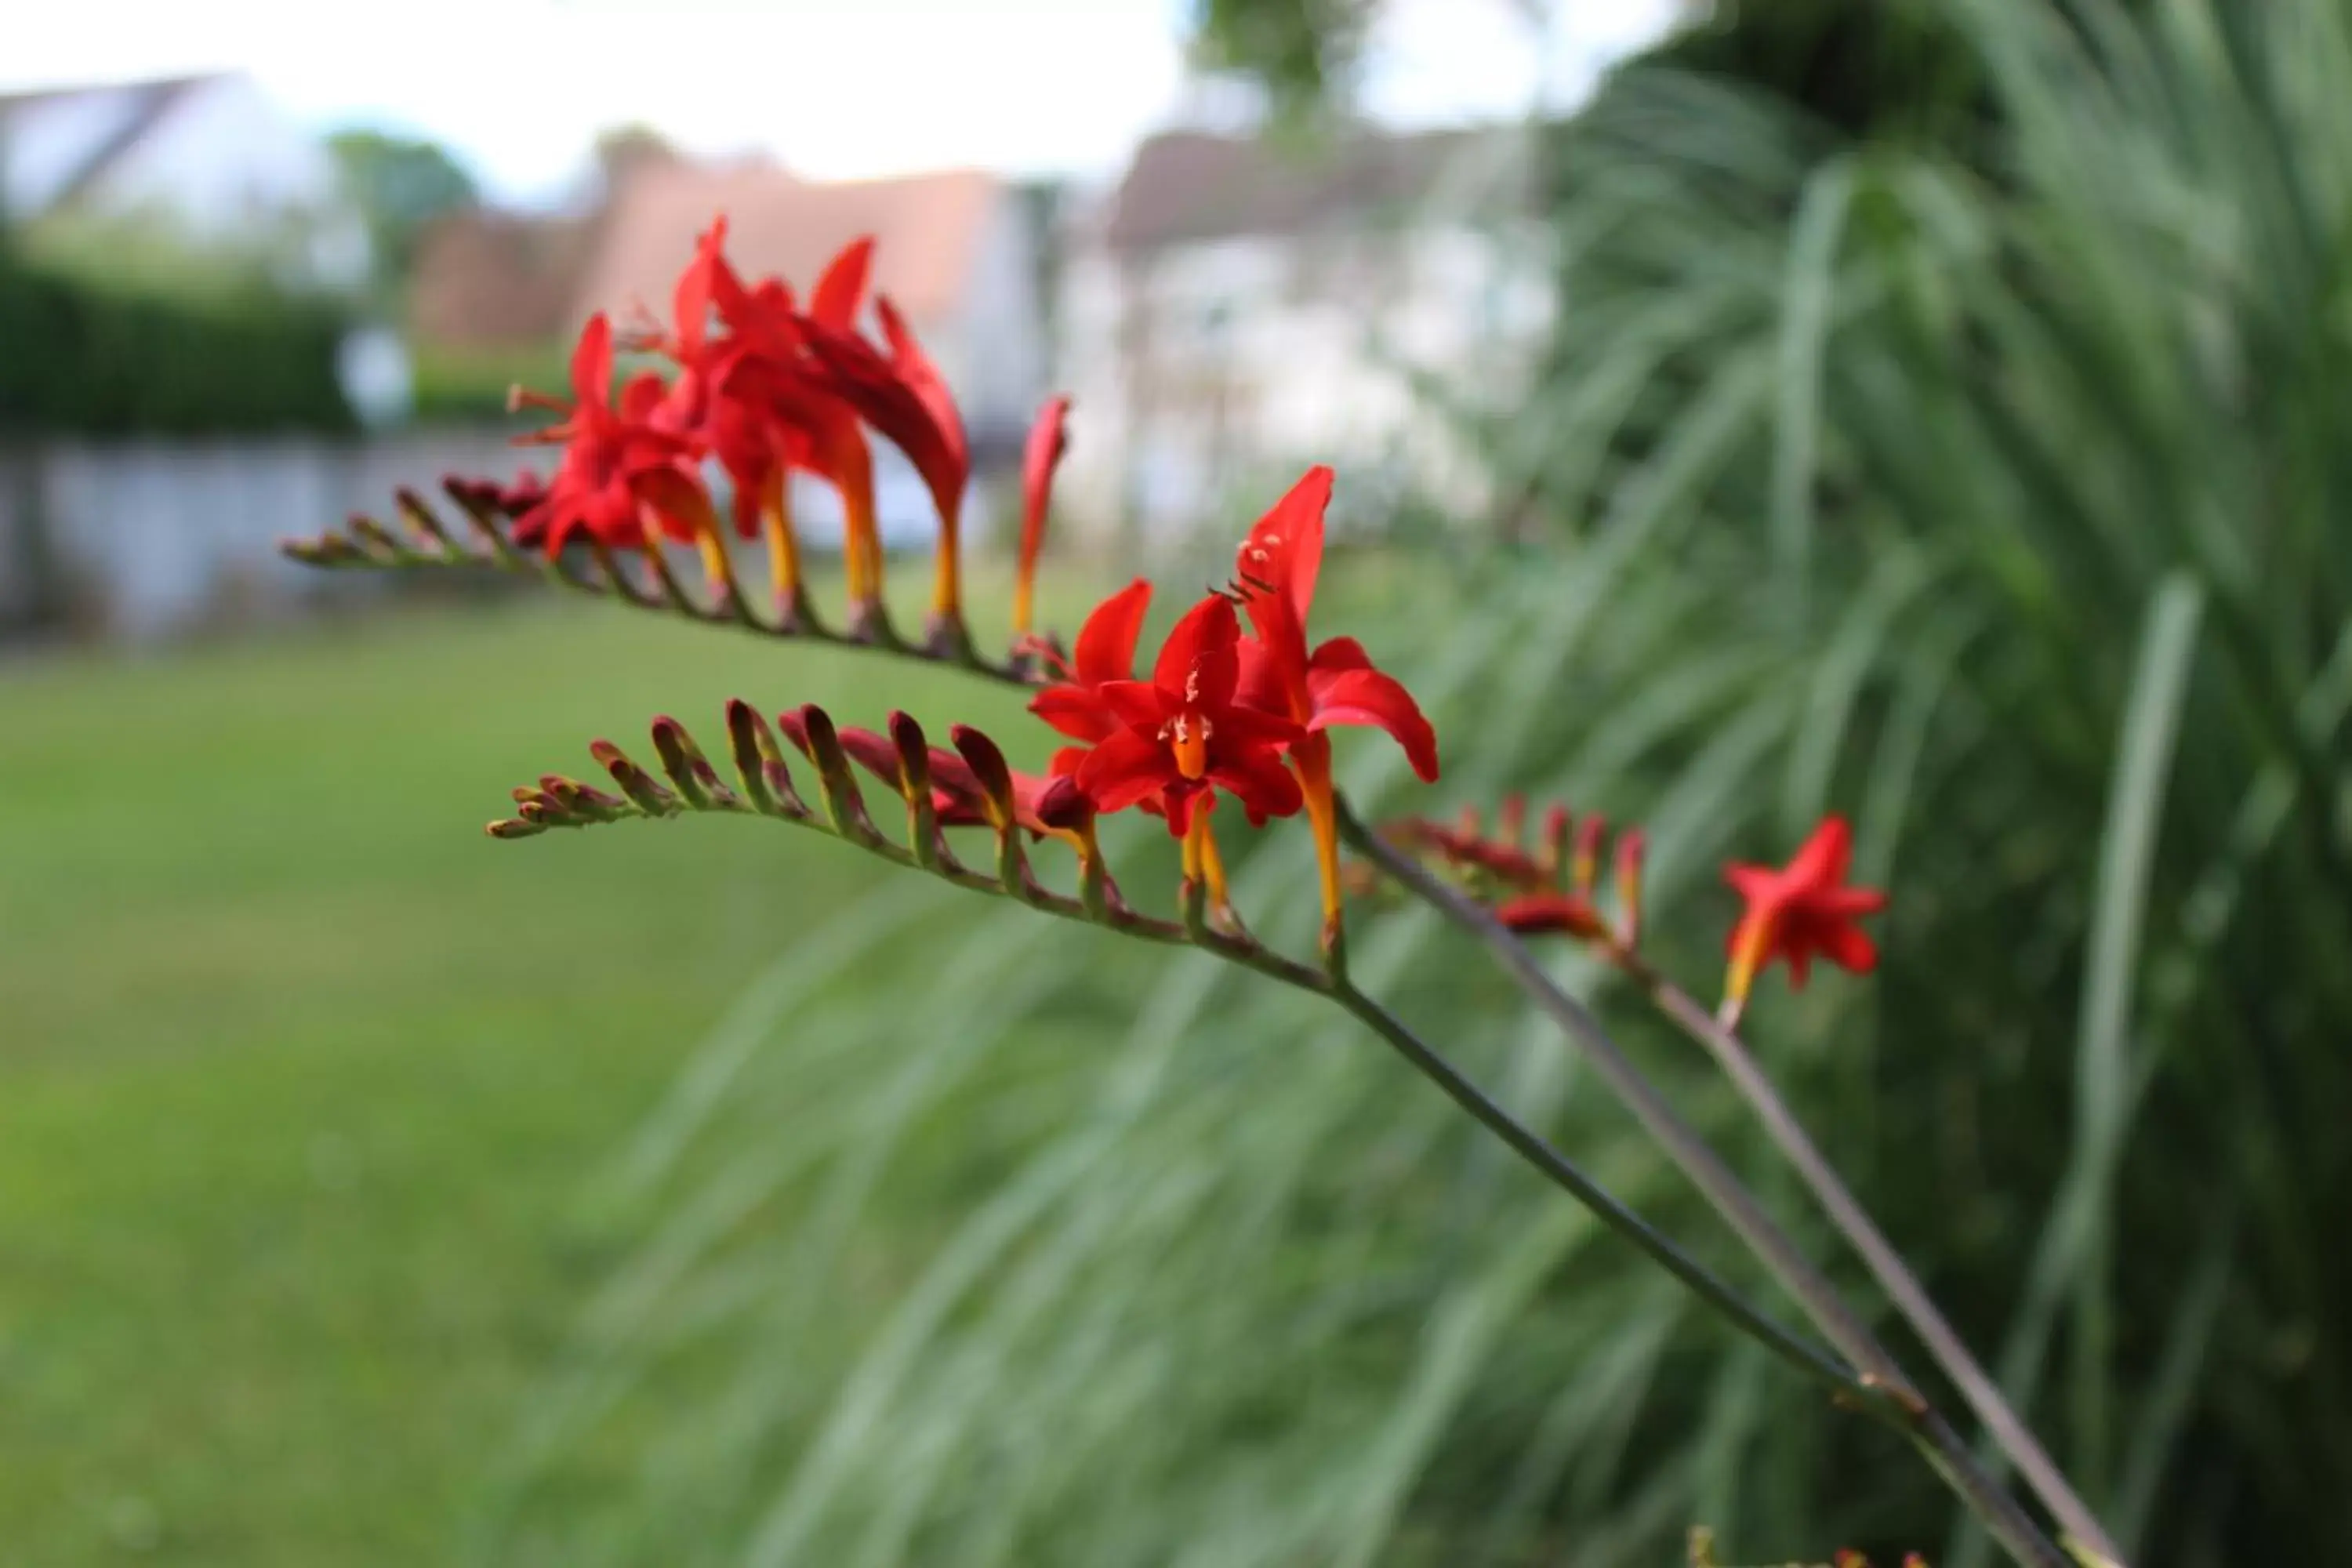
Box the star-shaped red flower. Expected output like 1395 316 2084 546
1722 815 1888 1008
1073 594 1303 837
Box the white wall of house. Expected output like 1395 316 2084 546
956 194 1047 441
3 75 368 291
1054 214 1553 550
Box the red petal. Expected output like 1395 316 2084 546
571 314 615 408
810 235 874 328
875 295 970 499
1212 702 1302 750
1237 464 1330 622
618 371 670 424
673 218 726 356
1237 579 1311 715
1820 885 1889 918
1234 635 1289 717
1019 394 1073 575
1308 636 1371 673
1094 680 1167 730
1152 595 1239 695
833 725 903 787
1788 815 1853 890
1206 746 1304 824
1305 666 1439 781
927 746 982 800
1029 684 1118 743
1073 578 1151 687
1076 728 1178 814
1817 920 1878 974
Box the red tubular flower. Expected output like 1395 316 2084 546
508 314 707 555
1029 577 1151 759
1231 465 1439 938
650 222 788 535
1072 594 1302 838
1722 815 1889 1013
680 230 887 619
1014 394 1072 639
803 296 971 628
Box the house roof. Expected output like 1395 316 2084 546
409 209 596 351
568 161 1002 332
1103 125 1530 254
0 74 219 217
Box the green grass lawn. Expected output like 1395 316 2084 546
0 588 1036 1565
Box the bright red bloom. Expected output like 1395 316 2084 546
1227 465 1436 935
1233 466 1439 782
509 314 706 554
1014 394 1072 637
802 296 972 620
1722 815 1888 1006
1029 577 1152 756
644 220 786 543
681 230 889 610
1073 595 1303 837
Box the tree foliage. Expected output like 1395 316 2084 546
328 128 481 298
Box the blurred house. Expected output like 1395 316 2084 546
0 72 368 290
1055 125 1554 545
408 209 594 354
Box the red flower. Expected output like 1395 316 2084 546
677 230 891 614
648 220 786 545
1233 467 1438 777
508 314 706 555
1073 594 1302 837
1029 577 1151 757
803 296 972 622
1229 466 1438 934
1722 815 1888 1009
1014 394 1072 638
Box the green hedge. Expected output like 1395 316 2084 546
0 259 356 437
406 343 568 428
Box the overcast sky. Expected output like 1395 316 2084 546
0 0 1679 201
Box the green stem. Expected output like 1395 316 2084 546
1626 954 2125 1567
1340 801 2070 1568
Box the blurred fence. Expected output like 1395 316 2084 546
0 434 1047 650
0 434 528 646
